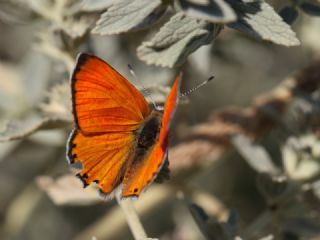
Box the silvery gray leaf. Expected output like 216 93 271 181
0 112 69 142
189 203 229 240
60 14 97 38
138 13 222 67
178 0 237 23
300 1 320 17
279 6 299 25
19 51 52 106
256 172 288 202
228 0 300 46
80 0 114 11
92 0 163 35
232 134 279 174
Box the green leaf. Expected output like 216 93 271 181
92 0 164 35
300 1 320 17
177 0 237 23
137 13 222 67
279 6 299 25
227 0 300 46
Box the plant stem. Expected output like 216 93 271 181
116 195 149 240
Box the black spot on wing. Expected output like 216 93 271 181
76 173 89 188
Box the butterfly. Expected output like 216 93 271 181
66 53 180 199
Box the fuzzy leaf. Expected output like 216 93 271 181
138 13 222 67
178 0 237 23
0 141 21 161
61 14 97 38
0 113 69 142
0 1 32 24
0 82 72 142
36 175 100 206
309 180 320 206
300 1 320 17
19 51 52 106
259 235 274 240
256 172 288 202
283 135 320 180
232 134 279 174
92 0 164 35
80 0 114 11
279 6 299 25
40 83 72 120
189 202 238 240
228 0 300 46
189 203 228 240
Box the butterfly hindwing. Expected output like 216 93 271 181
67 129 135 195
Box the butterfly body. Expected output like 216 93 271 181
135 110 161 157
67 53 180 199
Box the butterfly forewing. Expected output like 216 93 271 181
71 53 150 134
159 74 181 143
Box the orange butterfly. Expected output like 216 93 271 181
66 53 180 199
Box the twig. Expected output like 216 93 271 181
75 185 174 240
116 195 150 240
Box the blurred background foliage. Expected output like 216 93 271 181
0 0 320 239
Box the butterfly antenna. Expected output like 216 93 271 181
180 76 215 97
128 64 158 110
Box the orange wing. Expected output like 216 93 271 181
121 74 181 198
67 129 135 195
71 53 150 134
67 53 151 195
159 74 181 144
